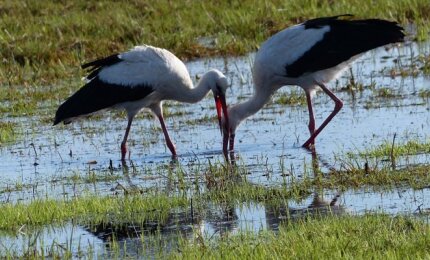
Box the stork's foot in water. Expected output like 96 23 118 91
229 150 237 166
222 149 229 161
170 153 178 162
302 140 315 150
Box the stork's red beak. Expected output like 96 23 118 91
214 93 229 136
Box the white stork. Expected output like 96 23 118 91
54 45 229 160
222 15 404 155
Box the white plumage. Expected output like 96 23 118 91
254 24 329 80
99 46 192 88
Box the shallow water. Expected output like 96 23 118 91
1 40 430 257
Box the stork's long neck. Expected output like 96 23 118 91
229 86 273 131
176 76 212 104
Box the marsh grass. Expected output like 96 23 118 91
0 175 310 232
1 0 429 87
201 175 312 206
169 214 430 259
323 164 430 190
3 213 430 259
346 138 430 159
1 159 430 257
0 181 31 195
0 194 187 231
3 154 430 230
53 169 123 185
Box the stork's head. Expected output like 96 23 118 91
201 69 230 137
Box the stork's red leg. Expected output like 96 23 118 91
228 133 236 164
305 91 316 145
223 131 236 161
302 83 343 148
223 133 229 158
121 118 134 161
157 114 177 156
229 133 235 151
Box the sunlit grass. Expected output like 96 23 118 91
0 194 188 231
2 213 430 258
324 164 430 190
169 214 430 259
1 0 429 87
346 138 430 158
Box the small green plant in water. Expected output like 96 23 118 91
0 121 17 144
419 89 430 99
274 90 307 106
375 87 397 98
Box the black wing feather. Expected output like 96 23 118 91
303 14 353 29
81 53 121 69
285 16 405 77
53 77 153 125
82 53 122 80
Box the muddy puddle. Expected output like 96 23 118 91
1 40 430 257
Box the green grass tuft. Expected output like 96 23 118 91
169 214 430 259
0 121 18 144
0 194 188 231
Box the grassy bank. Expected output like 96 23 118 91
169 215 430 259
1 0 430 87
